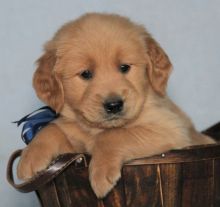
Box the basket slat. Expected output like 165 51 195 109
181 160 213 207
38 181 61 207
123 164 162 207
55 165 97 207
213 159 220 206
159 163 182 207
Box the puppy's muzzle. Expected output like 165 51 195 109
103 97 124 115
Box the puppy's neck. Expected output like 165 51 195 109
60 104 77 121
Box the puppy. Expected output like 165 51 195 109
17 13 215 198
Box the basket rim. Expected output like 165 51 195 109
52 142 220 166
125 143 220 165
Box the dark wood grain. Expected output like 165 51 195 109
55 165 98 207
37 181 61 207
123 164 162 207
159 163 182 207
214 159 220 207
181 160 214 207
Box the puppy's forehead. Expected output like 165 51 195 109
54 14 147 60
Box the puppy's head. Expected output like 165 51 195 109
33 13 172 128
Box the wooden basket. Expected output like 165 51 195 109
7 123 220 207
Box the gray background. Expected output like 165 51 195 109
0 1 219 206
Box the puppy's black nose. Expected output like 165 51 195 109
103 98 124 114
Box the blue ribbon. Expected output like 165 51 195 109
14 106 59 144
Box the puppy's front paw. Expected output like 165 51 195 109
17 144 54 180
89 159 121 198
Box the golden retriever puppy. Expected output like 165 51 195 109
17 13 215 198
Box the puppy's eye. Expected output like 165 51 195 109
119 64 130 74
80 70 93 80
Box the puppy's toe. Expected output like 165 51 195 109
89 161 121 198
17 145 53 180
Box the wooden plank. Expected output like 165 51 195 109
214 159 220 207
159 163 182 207
123 164 162 207
37 181 61 207
181 160 214 207
55 165 98 207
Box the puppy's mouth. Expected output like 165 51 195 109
104 112 124 121
101 112 126 126
77 109 128 129
101 114 128 128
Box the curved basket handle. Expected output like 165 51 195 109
7 149 89 193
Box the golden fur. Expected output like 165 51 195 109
17 13 215 198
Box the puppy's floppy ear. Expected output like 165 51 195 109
146 36 172 96
33 48 64 112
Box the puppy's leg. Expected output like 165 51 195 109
17 123 73 180
89 126 190 198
